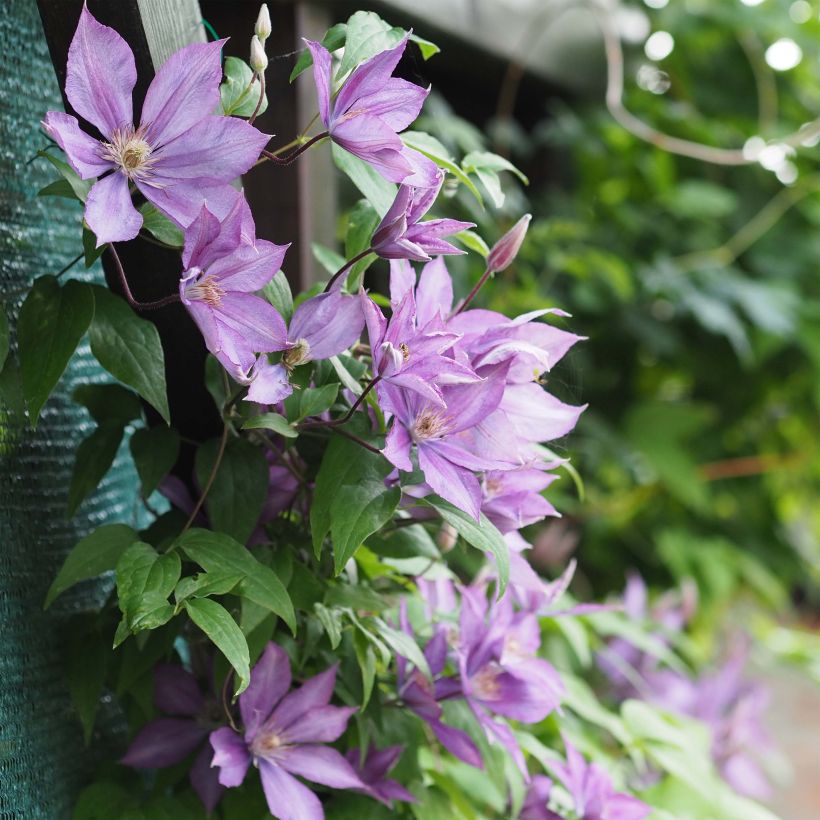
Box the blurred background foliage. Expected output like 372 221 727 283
380 0 820 663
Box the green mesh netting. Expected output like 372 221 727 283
0 2 145 816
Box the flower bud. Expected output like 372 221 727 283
250 35 268 73
486 213 531 274
255 4 272 42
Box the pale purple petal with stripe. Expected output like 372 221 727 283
418 444 482 520
288 292 364 359
269 664 338 733
239 642 291 740
304 40 332 126
140 178 242 230
210 727 251 787
41 112 112 179
85 171 142 245
207 240 290 293
259 759 324 820
276 745 364 789
333 36 409 116
280 705 356 745
246 360 293 405
120 718 206 768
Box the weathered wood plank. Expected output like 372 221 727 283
136 0 206 67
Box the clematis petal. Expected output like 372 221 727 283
120 717 206 768
304 40 333 126
152 116 270 181
41 112 111 179
429 719 483 768
182 204 230 270
246 359 293 406
382 420 413 472
142 39 226 145
140 178 242 230
389 259 416 305
280 705 357 745
269 664 338 733
415 257 454 323
259 759 324 820
210 727 251 788
189 743 225 814
85 172 141 245
66 5 136 138
240 642 291 740
399 146 441 188
276 745 364 790
215 292 289 353
331 113 405 157
153 663 203 717
287 292 364 359
355 78 429 132
207 239 290 293
334 36 409 117
418 444 482 520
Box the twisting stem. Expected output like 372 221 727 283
249 72 266 126
453 264 492 316
323 248 374 293
333 426 382 455
107 244 181 311
183 415 230 533
299 376 381 429
261 132 329 166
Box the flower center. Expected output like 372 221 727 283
411 408 449 442
186 275 225 307
471 666 501 700
102 125 155 180
399 342 410 361
283 339 311 369
251 730 284 758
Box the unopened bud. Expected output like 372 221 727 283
255 4 272 42
250 35 268 73
486 213 531 274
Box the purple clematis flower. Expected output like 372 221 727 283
519 775 563 820
179 198 290 387
121 663 224 814
345 746 417 806
549 736 651 820
42 5 269 244
210 642 363 820
370 172 475 262
305 35 438 186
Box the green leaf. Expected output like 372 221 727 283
423 497 509 595
370 617 431 679
115 542 180 636
89 286 170 423
18 276 94 424
73 782 136 819
290 23 347 82
67 422 126 515
312 243 346 276
220 56 268 117
353 630 376 708
185 597 250 696
176 528 296 634
37 150 93 202
174 571 243 604
67 629 109 744
45 523 138 608
195 437 268 544
130 426 181 496
0 309 8 371
332 143 397 217
314 602 343 649
409 33 440 59
138 203 184 248
402 131 484 206
261 271 293 322
37 178 77 199
73 383 142 425
82 226 104 268
284 383 339 422
337 12 405 80
462 150 528 209
242 412 298 438
311 430 401 573
453 230 490 258
344 199 380 291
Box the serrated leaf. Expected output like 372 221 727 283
176 528 296 634
138 203 184 248
424 496 509 595
220 56 268 117
18 276 94 424
37 150 93 202
67 422 126 515
73 383 142 425
337 12 405 80
89 286 170 423
290 23 347 82
332 144 397 217
45 523 138 608
261 271 293 322
242 412 298 438
311 429 401 572
195 437 268 544
185 597 250 696
130 426 180 495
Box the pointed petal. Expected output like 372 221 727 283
140 178 241 230
335 36 409 116
269 665 338 733
154 663 204 717
208 240 290 293
153 116 269 181
382 420 413 472
356 78 429 132
429 719 483 768
288 291 364 359
182 204 225 270
210 727 251 787
41 112 111 179
215 292 289 353
190 743 225 814
389 259 416 305
400 147 441 188
259 760 324 820
331 114 404 158
281 705 356 745
142 39 226 145
120 718 206 768
277 745 364 789
418 444 482 520
415 257 453 323
304 40 332 126
85 172 141 245
246 360 293 405
240 642 291 740
66 5 135 138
